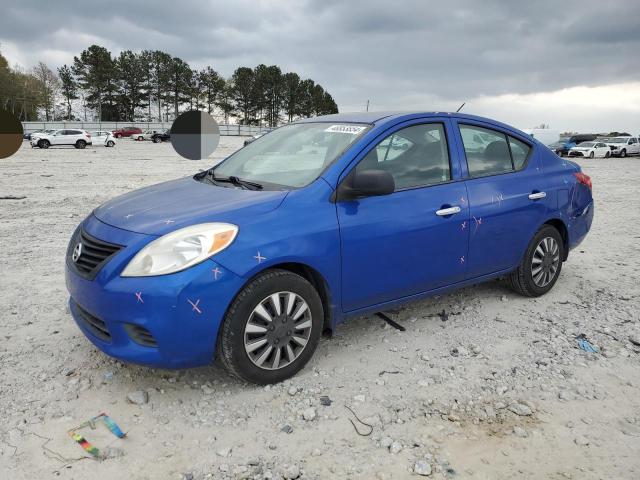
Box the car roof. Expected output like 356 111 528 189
295 111 526 135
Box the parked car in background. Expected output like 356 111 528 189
24 129 45 141
112 126 142 138
132 130 158 141
89 131 117 147
568 141 611 158
31 129 92 149
548 140 574 156
65 111 593 384
151 129 171 143
566 134 598 144
606 136 639 157
244 128 273 146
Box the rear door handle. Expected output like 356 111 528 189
528 192 546 200
435 206 461 216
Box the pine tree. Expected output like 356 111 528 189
57 64 78 120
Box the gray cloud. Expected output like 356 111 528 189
2 0 640 128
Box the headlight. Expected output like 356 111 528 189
121 223 238 277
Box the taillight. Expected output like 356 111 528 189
574 172 592 190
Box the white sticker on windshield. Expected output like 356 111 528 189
324 125 367 135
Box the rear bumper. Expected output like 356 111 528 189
65 215 247 369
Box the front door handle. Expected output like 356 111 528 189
435 206 461 216
528 191 546 200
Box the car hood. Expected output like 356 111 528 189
93 176 288 236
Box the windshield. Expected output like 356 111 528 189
579 142 595 147
609 137 628 143
213 122 369 189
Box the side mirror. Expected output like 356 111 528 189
336 169 395 201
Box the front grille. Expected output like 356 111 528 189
124 324 157 347
75 302 111 342
569 151 584 157
67 229 122 280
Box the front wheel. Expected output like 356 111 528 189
508 225 564 297
152 137 160 143
217 269 323 384
38 139 50 149
605 150 611 158
589 151 594 158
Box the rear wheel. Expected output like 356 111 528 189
217 269 323 384
107 140 115 147
38 139 50 149
152 136 160 143
137 136 143 141
75 140 86 149
509 225 564 297
620 149 627 158
115 133 122 139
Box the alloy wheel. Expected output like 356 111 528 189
244 291 313 370
531 237 560 287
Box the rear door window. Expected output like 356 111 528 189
460 125 512 176
460 124 532 177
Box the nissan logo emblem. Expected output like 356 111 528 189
72 242 82 262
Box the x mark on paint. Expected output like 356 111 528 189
473 216 483 234
188 299 202 314
460 256 465 264
163 219 175 225
461 221 467 230
254 251 266 263
125 214 134 219
212 267 221 280
135 292 144 303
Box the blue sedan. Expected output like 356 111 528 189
65 112 594 384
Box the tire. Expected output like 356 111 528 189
620 149 627 158
605 150 611 158
152 136 160 143
115 133 122 139
217 269 323 384
137 136 143 141
75 140 86 149
38 139 50 149
589 151 594 158
107 140 115 147
508 225 564 297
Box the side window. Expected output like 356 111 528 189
356 123 451 190
460 125 512 176
508 136 531 170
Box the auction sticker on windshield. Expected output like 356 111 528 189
324 125 367 134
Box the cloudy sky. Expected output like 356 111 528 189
2 0 639 133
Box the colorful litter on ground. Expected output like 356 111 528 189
68 413 126 458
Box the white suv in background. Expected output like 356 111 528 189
89 131 117 147
606 136 639 157
31 129 92 149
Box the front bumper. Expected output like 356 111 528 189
65 215 247 369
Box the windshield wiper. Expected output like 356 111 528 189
208 171 263 190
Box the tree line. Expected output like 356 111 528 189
0 45 338 125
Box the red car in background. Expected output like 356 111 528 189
112 126 142 138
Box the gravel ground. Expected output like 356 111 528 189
1 138 639 480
